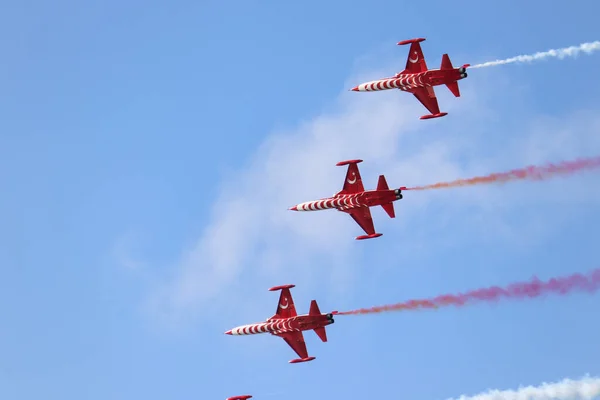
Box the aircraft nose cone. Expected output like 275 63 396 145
224 330 232 335
351 86 359 91
288 205 298 211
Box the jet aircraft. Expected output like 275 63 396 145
226 396 252 400
225 284 336 364
351 38 469 120
289 159 404 240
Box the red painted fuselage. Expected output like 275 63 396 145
289 188 401 212
225 312 334 337
351 67 467 93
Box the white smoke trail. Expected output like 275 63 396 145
470 41 600 69
447 375 600 400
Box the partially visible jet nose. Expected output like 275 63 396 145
224 329 232 335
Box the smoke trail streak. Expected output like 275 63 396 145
470 41 600 69
336 269 600 315
447 375 600 400
403 156 600 191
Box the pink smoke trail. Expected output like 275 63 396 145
403 156 600 191
336 269 600 315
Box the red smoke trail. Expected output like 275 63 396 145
403 156 600 191
336 269 600 316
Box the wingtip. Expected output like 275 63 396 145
289 356 316 363
420 112 448 120
335 159 363 166
355 233 383 240
397 37 426 45
268 284 296 291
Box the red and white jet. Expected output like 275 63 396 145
225 284 336 364
289 159 404 240
226 396 252 400
351 38 469 120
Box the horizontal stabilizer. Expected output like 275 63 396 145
441 54 461 97
445 81 460 97
381 202 395 218
313 327 328 342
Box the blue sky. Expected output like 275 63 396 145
1 1 599 399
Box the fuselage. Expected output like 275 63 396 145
352 68 466 92
291 189 401 212
226 313 334 336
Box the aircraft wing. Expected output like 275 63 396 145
412 86 442 116
338 160 365 194
276 331 310 360
402 40 428 74
347 206 377 236
272 286 298 319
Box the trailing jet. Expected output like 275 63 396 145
289 159 404 240
225 285 336 363
351 38 469 120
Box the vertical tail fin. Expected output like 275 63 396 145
441 54 461 97
377 174 389 191
440 53 454 70
309 299 321 316
309 300 328 342
377 175 396 218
